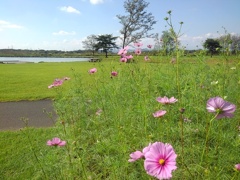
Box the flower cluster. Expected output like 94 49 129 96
117 42 153 62
145 44 152 61
153 96 178 118
134 42 143 56
118 46 133 63
48 77 70 88
129 142 177 180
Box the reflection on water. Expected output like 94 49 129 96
0 57 90 63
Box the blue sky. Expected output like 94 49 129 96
0 0 240 50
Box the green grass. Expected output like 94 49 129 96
0 55 240 179
0 61 106 102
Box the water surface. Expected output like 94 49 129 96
0 57 90 63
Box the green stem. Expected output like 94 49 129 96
176 47 180 99
180 113 184 162
62 123 72 166
200 113 219 165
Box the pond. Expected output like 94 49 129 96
0 57 90 63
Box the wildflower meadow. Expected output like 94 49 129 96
1 14 240 180
0 45 240 180
49 45 239 179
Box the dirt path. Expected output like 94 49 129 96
0 100 58 131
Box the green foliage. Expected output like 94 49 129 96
94 34 118 58
54 56 240 179
203 38 222 57
161 30 176 55
0 55 240 179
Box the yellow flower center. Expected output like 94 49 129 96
159 159 165 165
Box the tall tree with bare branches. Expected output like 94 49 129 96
117 0 156 48
82 34 97 56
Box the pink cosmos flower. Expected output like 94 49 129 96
120 57 128 62
135 48 141 55
128 143 152 163
48 79 64 88
126 55 133 59
134 42 143 47
89 68 97 74
153 110 167 118
144 142 177 180
142 143 152 156
144 56 150 61
147 45 152 48
235 164 240 171
156 96 178 104
53 79 63 86
206 96 236 119
118 46 129 55
128 150 144 162
47 137 66 147
111 71 118 76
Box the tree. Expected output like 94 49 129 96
117 0 156 48
94 34 118 58
161 31 176 55
230 34 240 54
203 38 221 57
82 34 97 56
217 34 240 54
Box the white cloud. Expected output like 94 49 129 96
41 39 83 51
52 30 76 35
0 20 23 31
90 0 104 5
205 33 212 37
178 33 227 49
59 6 81 14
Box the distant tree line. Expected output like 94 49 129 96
0 49 90 58
203 34 240 57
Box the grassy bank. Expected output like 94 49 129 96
0 55 240 179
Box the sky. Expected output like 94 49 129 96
0 0 240 51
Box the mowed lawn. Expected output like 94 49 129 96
0 61 106 102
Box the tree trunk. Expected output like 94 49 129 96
105 51 108 58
